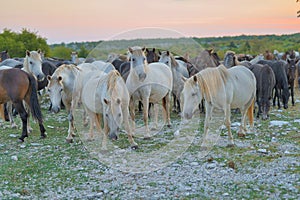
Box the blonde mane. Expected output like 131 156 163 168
53 64 79 77
196 65 229 103
107 70 121 94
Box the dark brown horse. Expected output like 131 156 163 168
0 68 46 142
0 50 10 62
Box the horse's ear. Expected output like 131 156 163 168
153 48 155 52
166 51 170 56
116 98 121 104
5 50 8 53
58 76 62 82
104 98 110 105
37 49 42 54
208 49 214 55
47 75 52 81
193 75 197 83
158 50 161 55
142 47 146 52
145 48 149 53
26 50 30 57
182 76 187 82
128 47 133 54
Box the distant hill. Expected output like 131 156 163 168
49 33 300 59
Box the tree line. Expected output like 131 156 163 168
0 29 300 60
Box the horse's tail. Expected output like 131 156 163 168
247 98 255 129
27 74 43 123
0 104 5 121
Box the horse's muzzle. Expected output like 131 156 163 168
139 73 146 82
51 106 60 114
109 132 118 140
37 74 45 81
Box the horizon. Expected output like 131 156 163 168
1 0 299 44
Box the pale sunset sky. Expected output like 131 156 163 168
0 0 299 44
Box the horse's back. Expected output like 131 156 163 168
227 65 256 108
0 69 30 102
146 62 173 86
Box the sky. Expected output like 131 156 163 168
0 0 299 44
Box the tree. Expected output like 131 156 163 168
297 0 300 17
78 45 89 58
0 29 50 57
50 46 72 60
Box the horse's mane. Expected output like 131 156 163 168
196 64 229 103
161 51 178 67
107 70 121 94
53 64 79 77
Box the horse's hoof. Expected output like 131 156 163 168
227 144 235 148
18 138 24 143
11 124 18 129
237 132 246 138
40 135 47 139
100 149 108 154
66 138 73 143
87 138 94 142
131 145 138 150
167 124 172 128
71 133 76 137
143 136 151 140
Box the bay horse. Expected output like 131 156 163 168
0 68 46 142
1 50 45 129
182 65 256 146
126 46 173 138
81 70 138 149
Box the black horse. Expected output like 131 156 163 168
248 64 276 119
258 60 290 109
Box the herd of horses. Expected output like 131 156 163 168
0 47 299 149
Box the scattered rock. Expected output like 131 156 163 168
11 156 18 161
228 161 235 169
257 149 268 154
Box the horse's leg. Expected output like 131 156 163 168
83 107 89 127
23 102 33 133
291 82 295 106
162 94 171 127
13 101 28 142
273 87 278 108
66 110 75 143
95 113 103 133
122 106 138 149
87 110 95 141
142 97 151 139
129 98 136 132
172 93 177 112
7 102 17 128
202 104 213 149
102 114 109 151
152 104 159 130
224 105 234 147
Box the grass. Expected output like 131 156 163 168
0 90 299 199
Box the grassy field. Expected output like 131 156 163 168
0 89 299 199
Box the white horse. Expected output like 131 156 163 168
0 50 44 130
159 50 189 113
126 46 173 138
182 65 256 146
47 62 114 142
81 70 138 149
71 52 85 65
250 54 264 65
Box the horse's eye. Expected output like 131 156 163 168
105 113 109 117
132 58 135 62
192 93 197 97
60 88 63 92
118 113 121 117
29 61 33 65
